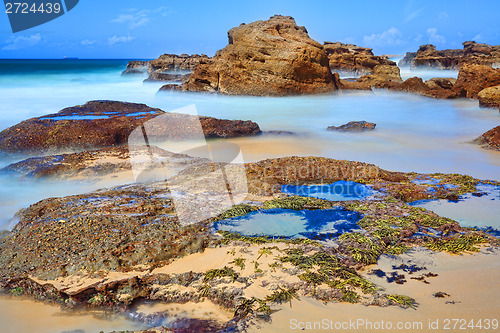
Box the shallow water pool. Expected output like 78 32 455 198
214 207 362 240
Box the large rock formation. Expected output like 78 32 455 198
323 42 396 75
181 15 339 96
399 41 500 69
0 101 261 154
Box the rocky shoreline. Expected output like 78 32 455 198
1 13 499 333
1 153 499 332
0 100 261 155
125 16 500 110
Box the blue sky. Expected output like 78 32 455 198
0 0 499 59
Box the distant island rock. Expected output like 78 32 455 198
180 15 340 96
0 101 260 154
399 41 500 69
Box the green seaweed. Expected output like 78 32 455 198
213 204 258 222
265 287 299 306
263 196 333 210
386 294 417 309
203 266 239 283
426 234 485 254
10 287 23 296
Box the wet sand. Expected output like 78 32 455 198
0 295 145 333
251 248 500 332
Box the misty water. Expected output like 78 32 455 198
0 59 498 331
0 60 499 230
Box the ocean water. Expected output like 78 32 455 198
0 59 499 230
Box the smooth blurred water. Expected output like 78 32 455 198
410 183 500 228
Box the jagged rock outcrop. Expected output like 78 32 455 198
0 101 260 154
375 65 500 100
148 54 209 72
339 64 402 90
144 72 190 83
399 41 500 69
323 42 396 75
121 60 149 74
478 85 500 107
327 121 376 132
122 55 209 75
181 15 339 96
452 64 500 98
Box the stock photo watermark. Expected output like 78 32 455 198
4 0 79 33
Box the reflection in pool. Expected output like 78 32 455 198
281 180 377 201
410 183 500 229
214 207 362 240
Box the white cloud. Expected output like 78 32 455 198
427 28 446 45
81 39 97 46
111 10 150 29
472 34 483 42
363 28 404 47
413 34 423 43
2 33 41 50
111 7 171 29
107 35 135 46
404 0 425 23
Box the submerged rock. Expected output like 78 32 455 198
181 15 339 96
399 41 500 69
0 101 260 154
473 125 500 151
327 121 376 132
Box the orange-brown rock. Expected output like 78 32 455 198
452 64 500 98
181 15 338 96
399 41 500 69
323 42 396 75
148 54 209 73
0 101 260 154
478 85 500 107
473 126 500 151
